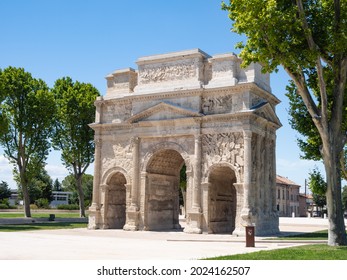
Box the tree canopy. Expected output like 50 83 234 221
52 77 99 217
222 0 347 245
0 181 11 201
0 67 55 217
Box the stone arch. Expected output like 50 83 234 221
102 166 131 185
101 167 129 229
203 162 241 184
141 141 192 173
144 148 186 231
207 163 238 234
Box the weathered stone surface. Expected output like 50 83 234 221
88 49 281 236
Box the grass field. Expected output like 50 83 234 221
0 212 82 219
205 230 347 260
205 244 347 260
0 222 87 232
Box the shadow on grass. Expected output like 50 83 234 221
0 222 87 232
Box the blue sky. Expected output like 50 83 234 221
0 0 324 190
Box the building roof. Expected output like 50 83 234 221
276 175 300 187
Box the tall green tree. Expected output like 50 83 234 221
0 67 55 217
308 168 327 216
0 181 11 200
53 179 62 191
52 77 99 217
223 0 347 246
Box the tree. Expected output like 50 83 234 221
0 181 11 200
342 185 347 211
25 167 53 203
62 174 93 207
0 67 55 217
308 168 327 216
53 179 62 191
52 77 100 217
222 0 347 246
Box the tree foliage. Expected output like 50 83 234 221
17 167 53 204
342 185 347 210
62 174 93 207
308 168 327 212
52 77 99 217
0 67 55 217
308 168 327 196
222 0 347 245
0 181 11 200
53 179 62 191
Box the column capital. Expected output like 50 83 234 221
243 130 252 139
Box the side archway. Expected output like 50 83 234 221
207 164 237 234
102 169 128 229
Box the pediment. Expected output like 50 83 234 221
251 102 282 127
127 102 202 123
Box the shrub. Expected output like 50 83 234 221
0 203 9 209
57 204 79 210
35 198 50 209
30 204 38 209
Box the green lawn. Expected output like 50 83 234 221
205 230 347 260
275 230 329 240
0 222 87 232
205 244 347 260
0 212 82 219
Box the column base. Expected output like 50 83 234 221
88 209 101 230
184 211 202 234
123 210 140 231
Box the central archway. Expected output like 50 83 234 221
145 149 185 231
208 165 237 234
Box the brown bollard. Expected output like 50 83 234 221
245 225 255 247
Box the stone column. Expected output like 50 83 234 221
241 130 252 225
88 136 102 229
192 134 202 211
255 133 263 215
130 136 140 210
100 184 109 229
124 136 140 231
233 183 245 236
264 133 270 214
184 134 202 234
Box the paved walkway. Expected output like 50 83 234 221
0 217 336 260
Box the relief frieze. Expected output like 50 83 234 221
202 132 244 179
139 62 196 84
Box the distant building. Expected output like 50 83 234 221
276 175 300 217
7 190 72 208
50 191 72 208
8 190 19 206
299 193 312 217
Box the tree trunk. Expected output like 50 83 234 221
22 183 31 218
76 174 85 217
322 138 347 246
19 165 31 218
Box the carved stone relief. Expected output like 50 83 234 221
139 62 196 84
202 95 233 115
103 102 132 123
101 139 133 176
202 132 244 181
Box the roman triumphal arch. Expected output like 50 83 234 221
88 49 282 235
